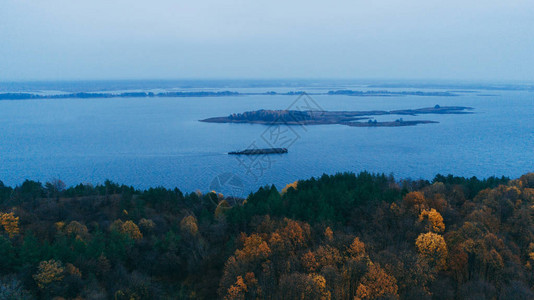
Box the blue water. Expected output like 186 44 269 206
0 81 533 195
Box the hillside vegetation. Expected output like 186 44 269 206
2 171 534 299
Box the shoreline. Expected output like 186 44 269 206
0 89 462 100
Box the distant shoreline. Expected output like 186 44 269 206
0 89 460 100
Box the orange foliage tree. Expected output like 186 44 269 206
281 181 298 194
403 191 427 213
355 264 398 299
347 237 366 260
271 218 311 253
418 209 445 233
225 276 247 300
235 234 272 262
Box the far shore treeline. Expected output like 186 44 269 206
3 171 534 299
0 89 460 101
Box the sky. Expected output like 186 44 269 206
1 0 533 81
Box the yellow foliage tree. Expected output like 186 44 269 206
415 232 448 270
138 218 155 233
309 274 331 300
180 215 199 236
110 220 142 240
120 220 143 240
528 243 534 262
55 221 65 231
418 209 445 233
0 212 20 238
281 181 298 194
33 259 64 289
65 221 89 239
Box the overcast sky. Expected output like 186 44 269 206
1 0 533 81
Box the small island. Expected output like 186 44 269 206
229 148 288 155
200 105 473 128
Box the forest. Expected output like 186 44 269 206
1 171 533 299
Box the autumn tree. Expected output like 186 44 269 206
324 227 334 243
278 273 331 300
180 215 199 236
110 220 143 240
415 232 448 270
225 272 262 300
0 212 19 238
449 245 469 283
314 245 342 270
138 218 155 233
355 264 398 299
121 220 143 240
65 263 82 278
281 181 298 194
225 276 247 300
65 221 89 240
301 251 319 273
220 234 271 297
347 237 366 260
54 221 65 231
33 260 64 289
518 172 534 188
403 191 427 213
270 218 310 253
418 209 445 233
235 234 271 263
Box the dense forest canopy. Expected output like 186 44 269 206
2 171 534 299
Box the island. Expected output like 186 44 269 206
228 148 288 155
200 105 473 127
326 89 457 97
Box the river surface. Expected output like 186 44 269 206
0 80 532 195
